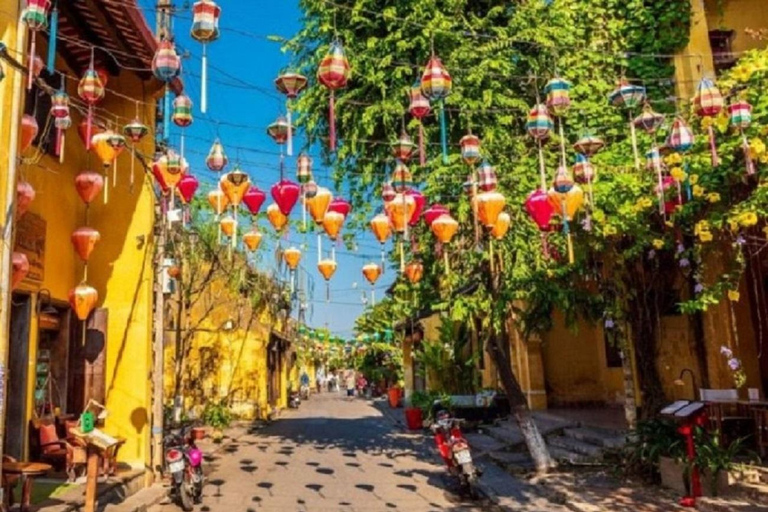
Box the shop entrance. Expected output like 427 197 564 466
5 293 32 460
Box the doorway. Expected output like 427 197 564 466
4 294 32 460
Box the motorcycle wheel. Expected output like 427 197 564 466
177 470 195 511
193 466 204 504
459 465 479 500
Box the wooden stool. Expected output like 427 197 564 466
1 462 52 512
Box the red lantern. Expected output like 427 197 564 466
271 179 300 216
11 252 29 290
407 189 425 226
327 197 351 219
75 171 104 205
423 203 449 227
71 227 100 262
20 114 38 153
524 189 555 231
177 174 199 204
317 40 350 151
16 181 35 218
242 186 267 215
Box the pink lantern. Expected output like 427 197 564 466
271 179 301 216
242 186 267 215
327 197 351 218
423 203 449 227
407 190 425 226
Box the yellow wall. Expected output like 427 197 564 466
705 0 768 54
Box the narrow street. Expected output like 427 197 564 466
149 393 555 512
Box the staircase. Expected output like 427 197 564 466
693 465 768 512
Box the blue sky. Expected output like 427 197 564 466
141 0 393 338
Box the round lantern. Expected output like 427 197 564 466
16 181 35 218
392 162 412 193
317 259 337 281
491 212 511 240
404 260 423 284
476 191 506 229
527 104 553 140
667 117 695 153
267 203 288 232
11 252 29 290
694 78 724 167
220 167 250 206
633 105 665 134
190 0 221 113
408 83 431 166
573 154 595 185
242 229 262 252
21 0 49 90
271 179 301 216
19 114 38 153
172 94 193 128
206 139 228 172
423 204 449 227
283 247 302 270
391 132 416 162
573 134 604 157
362 263 381 285
220 216 236 237
207 190 230 214
322 210 345 240
430 214 459 244
476 160 497 192
267 116 290 145
608 79 646 109
317 40 350 151
459 134 481 166
69 283 98 321
306 187 332 225
242 186 266 215
386 193 416 233
75 171 104 205
91 130 125 169
370 214 391 244
71 227 100 262
177 174 199 204
525 189 555 232
381 182 396 203
297 153 312 183
152 40 181 82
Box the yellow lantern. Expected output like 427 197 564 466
370 214 392 244
305 186 333 225
220 216 236 237
430 214 459 244
220 167 251 206
317 259 337 280
322 210 345 240
362 263 381 285
475 191 506 228
404 261 423 284
242 229 262 252
283 246 302 270
386 193 416 233
208 190 230 214
91 130 125 168
69 283 98 321
491 212 511 240
548 185 584 221
267 203 288 232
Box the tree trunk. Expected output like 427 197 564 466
620 342 638 430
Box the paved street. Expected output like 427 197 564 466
149 392 561 511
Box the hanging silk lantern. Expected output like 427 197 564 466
123 117 148 187
152 150 188 199
548 168 583 264
242 186 266 215
220 166 250 206
431 214 459 273
77 118 104 150
271 179 301 216
16 181 35 218
190 0 221 113
69 283 98 321
476 191 506 229
362 263 381 285
296 153 312 183
317 40 350 151
75 171 104 205
407 190 425 226
693 78 724 167
391 132 416 162
573 134 604 157
242 229 262 252
306 187 332 225
21 0 49 90
152 40 182 141
302 180 318 200
476 161 497 192
381 182 396 203
408 83 431 166
267 203 288 232
633 104 665 134
267 115 290 146
545 77 572 117
667 117 695 153
328 197 351 219
525 189 555 257
275 72 308 156
729 99 754 176
318 259 337 280
91 130 125 169
392 162 412 193
283 247 302 270
423 204 449 227
19 114 38 153
177 174 199 204
421 55 452 164
206 139 228 172
207 190 230 214
11 252 29 290
404 260 423 284
370 214 391 244
526 103 554 190
459 134 481 166
322 210 345 240
573 154 595 185
491 212 511 240
657 175 680 215
220 216 236 237
71 227 100 262
50 89 69 160
609 80 646 169
386 193 416 233
172 94 193 128
77 66 105 151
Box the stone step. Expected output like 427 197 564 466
547 446 598 465
731 482 768 506
484 416 576 448
562 426 626 449
482 450 535 474
697 496 766 512
548 436 604 459
465 432 507 455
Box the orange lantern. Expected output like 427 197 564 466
75 171 104 205
430 214 459 244
362 263 381 285
69 283 99 321
167 265 181 278
11 252 29 290
370 214 391 244
318 259 337 280
71 227 101 262
91 130 125 168
19 114 38 153
386 193 416 233
242 229 263 252
283 246 302 270
305 187 332 225
220 166 251 206
220 216 236 237
547 185 584 221
475 191 506 228
267 203 289 232
491 212 511 240
207 189 230 214
404 261 423 284
16 181 35 218
323 210 345 240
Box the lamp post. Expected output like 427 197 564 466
674 368 698 400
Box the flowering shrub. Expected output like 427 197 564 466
720 346 747 389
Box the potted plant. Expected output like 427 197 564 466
202 400 232 443
622 418 684 487
694 429 749 497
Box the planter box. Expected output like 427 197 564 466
659 456 731 497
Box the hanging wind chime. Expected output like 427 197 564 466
693 78 724 167
151 40 182 142
420 52 452 164
317 40 350 152
190 0 220 114
609 78 646 170
275 72 308 156
21 0 49 90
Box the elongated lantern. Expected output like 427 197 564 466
729 98 754 176
693 78 724 167
242 186 266 216
459 134 481 166
421 55 452 164
408 83 431 166
12 252 29 290
476 160 497 192
172 94 193 128
545 77 572 167
527 104 554 189
667 117 695 201
491 212 511 240
206 139 228 172
19 114 38 154
78 65 105 151
69 283 98 321
21 0 49 90
16 181 35 218
190 0 220 113
123 117 149 188
71 227 100 262
633 105 666 213
75 171 104 205
242 229 262 252
609 79 646 169
296 153 312 183
317 40 350 151
391 132 416 163
404 260 423 284
306 187 332 225
267 203 288 232
275 72 308 156
152 40 182 141
50 90 69 162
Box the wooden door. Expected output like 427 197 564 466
4 294 31 460
68 308 108 413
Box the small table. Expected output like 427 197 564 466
2 462 52 511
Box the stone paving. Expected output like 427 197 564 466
147 392 565 512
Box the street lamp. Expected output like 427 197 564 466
673 368 698 400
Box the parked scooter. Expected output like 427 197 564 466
431 406 480 498
164 424 204 511
289 389 301 408
300 384 310 400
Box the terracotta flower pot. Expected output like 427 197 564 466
388 387 401 408
191 427 206 441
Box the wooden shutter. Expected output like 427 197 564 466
83 308 108 406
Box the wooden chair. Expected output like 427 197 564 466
2 455 19 508
29 419 85 481
701 389 753 446
753 406 768 458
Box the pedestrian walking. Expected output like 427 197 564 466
345 372 356 399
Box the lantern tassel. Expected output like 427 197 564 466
113 159 117 188
47 7 58 71
563 204 574 264
27 32 36 90
743 134 756 176
329 91 336 151
201 43 208 114
326 282 330 303
443 250 450 275
629 112 640 170
163 86 171 141
286 109 293 157
55 127 62 158
439 100 448 165
418 122 425 166
655 164 664 215
708 125 720 167
59 132 65 164
399 240 404 272
103 174 109 204
130 148 135 192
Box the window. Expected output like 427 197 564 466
709 30 737 72
23 67 58 156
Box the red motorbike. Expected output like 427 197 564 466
431 409 480 497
